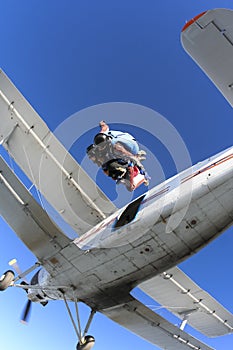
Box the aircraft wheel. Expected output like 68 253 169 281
0 270 15 291
76 335 95 350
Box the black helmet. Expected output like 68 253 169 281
94 133 108 145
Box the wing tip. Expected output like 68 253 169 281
182 11 207 32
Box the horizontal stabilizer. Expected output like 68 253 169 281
0 70 116 235
138 266 233 337
181 8 233 107
102 296 214 350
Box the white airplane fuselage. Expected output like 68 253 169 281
29 146 233 309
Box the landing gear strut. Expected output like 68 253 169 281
76 335 95 350
0 270 15 291
62 294 96 350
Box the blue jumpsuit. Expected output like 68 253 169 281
105 130 139 155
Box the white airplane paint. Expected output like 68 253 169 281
75 147 233 250
0 8 233 350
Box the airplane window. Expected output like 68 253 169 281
113 195 146 230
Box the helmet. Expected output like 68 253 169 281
94 133 108 145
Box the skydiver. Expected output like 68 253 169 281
86 122 149 191
86 143 149 191
98 120 146 163
102 159 149 191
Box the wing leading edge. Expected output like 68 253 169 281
181 8 233 107
101 296 214 350
0 156 70 261
138 266 233 337
102 265 233 350
0 70 116 235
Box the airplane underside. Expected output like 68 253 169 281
43 148 233 310
1 7 233 350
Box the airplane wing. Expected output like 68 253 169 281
0 70 116 235
101 296 214 350
138 266 233 337
102 265 233 350
0 156 70 261
181 8 233 107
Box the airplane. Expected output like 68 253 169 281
0 7 233 350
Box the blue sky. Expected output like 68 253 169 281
0 1 233 349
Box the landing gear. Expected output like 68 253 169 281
0 270 15 291
62 294 96 350
76 335 95 350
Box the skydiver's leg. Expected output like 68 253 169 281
113 142 135 157
111 142 144 168
112 137 139 155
